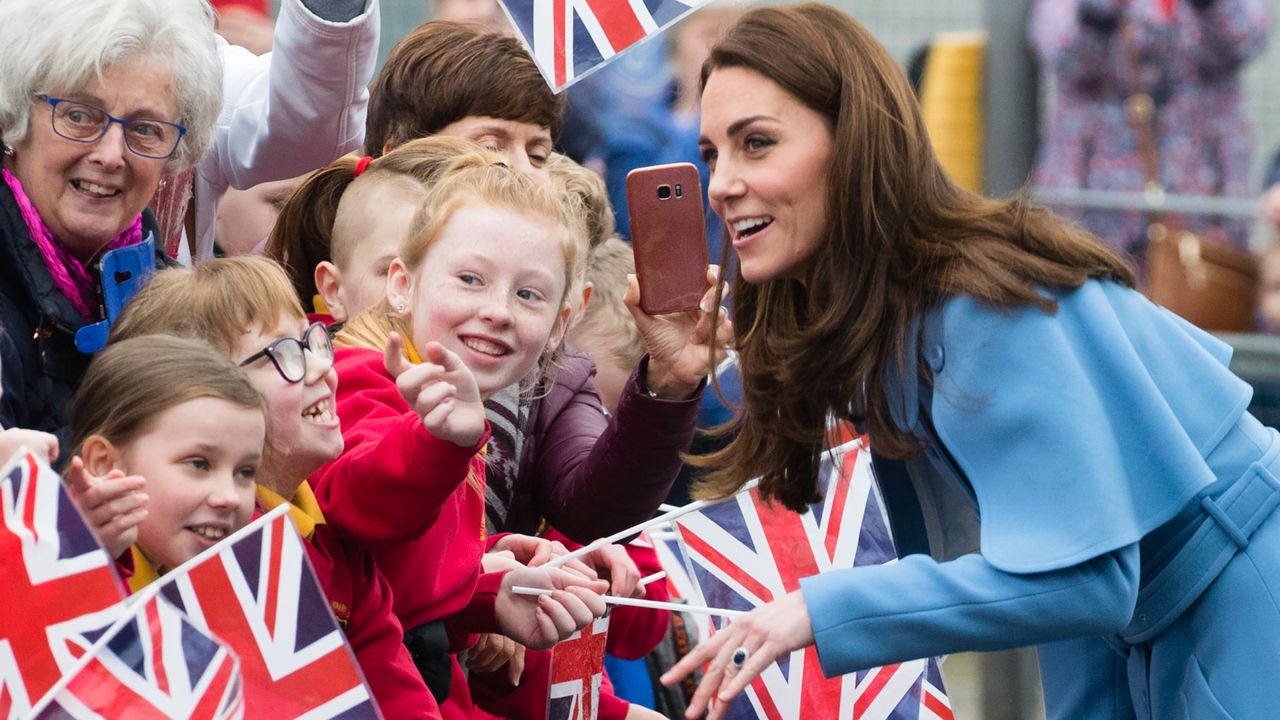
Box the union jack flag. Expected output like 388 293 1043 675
672 435 951 719
546 614 610 720
0 449 125 719
157 511 381 718
499 0 706 90
31 595 244 719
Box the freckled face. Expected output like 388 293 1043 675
699 66 834 283
389 203 569 399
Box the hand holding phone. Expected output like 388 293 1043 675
626 163 709 315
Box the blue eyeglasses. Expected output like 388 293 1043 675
35 94 186 159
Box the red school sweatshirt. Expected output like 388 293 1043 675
253 484 441 720
310 347 494 633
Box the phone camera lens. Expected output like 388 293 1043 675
657 185 672 200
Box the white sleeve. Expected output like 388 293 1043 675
193 0 379 261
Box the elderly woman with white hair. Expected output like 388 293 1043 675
0 0 221 445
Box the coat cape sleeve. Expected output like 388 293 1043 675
925 280 1251 572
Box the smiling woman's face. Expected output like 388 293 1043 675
8 59 178 262
699 66 834 284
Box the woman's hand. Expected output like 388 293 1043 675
660 590 815 720
468 633 527 685
384 333 485 448
495 566 608 651
64 456 148 559
625 265 733 400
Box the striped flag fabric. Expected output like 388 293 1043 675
498 0 707 91
672 434 950 719
546 615 611 720
157 510 381 718
31 595 243 720
0 449 126 719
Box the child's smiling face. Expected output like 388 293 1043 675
127 397 263 569
388 202 570 399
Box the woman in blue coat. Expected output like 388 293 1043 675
660 4 1280 719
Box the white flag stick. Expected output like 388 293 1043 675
546 481 761 570
511 585 744 618
544 497 713 569
637 571 666 588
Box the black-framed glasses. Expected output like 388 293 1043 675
239 322 333 384
35 94 186 160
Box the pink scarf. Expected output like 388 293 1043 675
3 168 142 321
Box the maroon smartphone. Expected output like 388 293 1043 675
626 163 710 315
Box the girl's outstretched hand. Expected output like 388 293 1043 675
495 566 608 651
65 456 148 559
660 590 814 720
625 264 733 400
383 332 486 448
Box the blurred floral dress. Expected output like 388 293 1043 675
1029 0 1268 268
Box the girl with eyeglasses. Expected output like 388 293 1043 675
107 256 444 719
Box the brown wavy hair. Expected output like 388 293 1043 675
691 4 1134 511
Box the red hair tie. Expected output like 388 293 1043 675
354 155 374 177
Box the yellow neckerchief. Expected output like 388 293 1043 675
127 547 162 593
125 483 325 594
255 482 325 540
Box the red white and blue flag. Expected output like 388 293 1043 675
498 0 706 90
158 510 380 718
672 435 952 719
0 449 126 719
31 595 244 720
546 614 611 720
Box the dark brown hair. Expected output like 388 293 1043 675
364 21 563 158
693 4 1134 511
71 335 265 457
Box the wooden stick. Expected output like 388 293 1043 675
511 585 744 618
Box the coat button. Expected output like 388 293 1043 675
928 346 945 373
